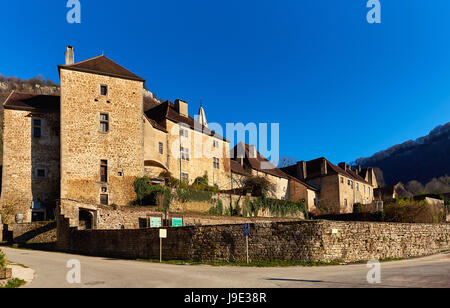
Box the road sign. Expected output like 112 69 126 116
243 223 250 237
159 229 167 239
150 217 162 228
172 218 183 227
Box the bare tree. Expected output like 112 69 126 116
278 156 297 168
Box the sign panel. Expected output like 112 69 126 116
172 218 183 227
150 217 162 228
243 223 250 237
159 229 167 239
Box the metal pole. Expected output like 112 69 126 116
160 237 162 263
246 236 249 264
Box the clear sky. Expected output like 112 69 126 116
1 0 449 164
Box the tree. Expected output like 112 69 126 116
278 156 297 168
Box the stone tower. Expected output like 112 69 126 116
58 50 145 207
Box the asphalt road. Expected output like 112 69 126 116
2 247 449 288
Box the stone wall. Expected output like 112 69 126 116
56 219 450 263
1 222 57 248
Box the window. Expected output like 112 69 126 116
213 157 220 169
100 85 108 96
100 160 108 183
364 185 366 194
344 199 348 206
181 173 189 183
368 187 371 196
100 113 109 132
35 168 47 179
213 140 219 148
159 142 164 155
33 119 42 138
356 183 359 191
180 128 189 137
340 177 344 184
180 147 190 161
100 194 109 205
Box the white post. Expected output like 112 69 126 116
160 237 162 263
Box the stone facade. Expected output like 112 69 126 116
57 219 450 263
59 69 144 207
1 222 56 246
0 105 60 222
283 159 377 214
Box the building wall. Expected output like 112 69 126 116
0 108 60 222
288 178 317 212
312 174 375 214
57 219 450 263
143 118 169 177
165 120 231 190
251 170 289 200
59 69 144 206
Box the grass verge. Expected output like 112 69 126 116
0 278 26 289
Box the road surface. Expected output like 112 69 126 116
2 247 449 288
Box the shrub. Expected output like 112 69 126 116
384 198 445 223
246 198 308 219
134 177 172 210
242 176 276 198
176 188 214 203
209 199 224 216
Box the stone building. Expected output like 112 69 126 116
0 46 231 223
144 100 231 189
1 92 61 222
230 142 290 200
282 158 378 214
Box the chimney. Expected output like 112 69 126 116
355 165 362 175
175 99 189 118
236 142 245 166
338 162 347 171
65 46 74 65
296 161 307 180
321 158 328 176
249 145 257 159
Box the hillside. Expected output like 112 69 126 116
354 123 450 186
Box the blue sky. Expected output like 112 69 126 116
1 0 449 164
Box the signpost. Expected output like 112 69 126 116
243 223 250 264
159 229 167 262
150 217 162 228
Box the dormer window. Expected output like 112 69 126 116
100 85 108 96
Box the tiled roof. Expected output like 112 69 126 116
145 100 229 141
230 160 251 177
3 91 60 111
230 143 289 179
58 55 145 82
283 157 371 185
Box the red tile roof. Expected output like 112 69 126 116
145 100 229 141
230 143 289 179
230 160 251 177
3 91 60 111
58 55 145 82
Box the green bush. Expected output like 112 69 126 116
384 198 445 223
246 198 308 219
176 188 214 203
209 199 224 216
133 177 172 210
